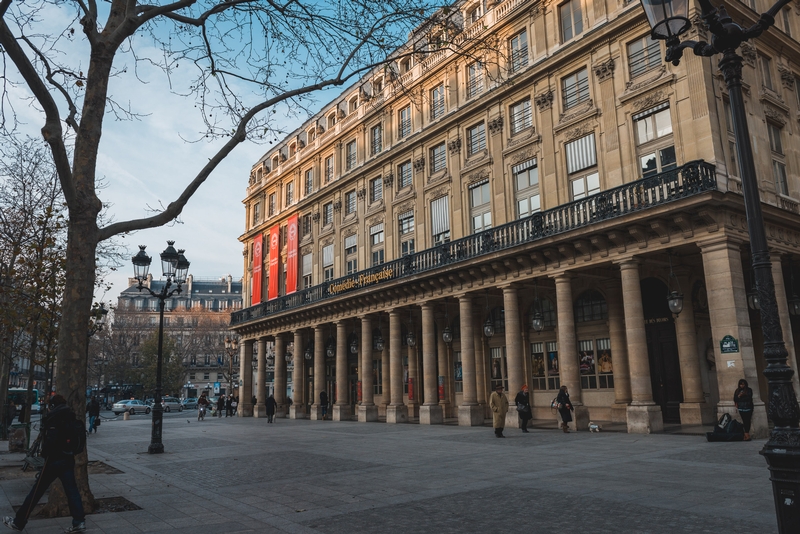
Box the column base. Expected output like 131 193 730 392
407 401 419 418
289 405 307 419
458 404 484 426
275 405 287 418
238 403 253 417
504 410 521 429
626 404 664 434
386 404 408 424
569 405 590 431
309 404 324 420
680 402 714 425
419 404 443 425
332 404 352 421
718 402 769 439
358 404 379 422
611 403 629 424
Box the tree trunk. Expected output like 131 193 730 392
39 214 99 516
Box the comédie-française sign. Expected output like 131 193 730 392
328 267 395 295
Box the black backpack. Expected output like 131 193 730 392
62 418 86 456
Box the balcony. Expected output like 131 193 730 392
231 160 717 326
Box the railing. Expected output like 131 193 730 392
231 160 717 326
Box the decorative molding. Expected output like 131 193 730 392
333 200 342 212
778 64 795 90
426 186 450 200
632 90 667 112
764 104 788 126
383 173 394 187
687 13 708 41
396 201 415 214
343 227 358 238
563 122 594 142
301 245 314 255
558 99 594 124
593 58 615 82
534 90 554 111
467 168 490 186
321 236 334 247
312 212 320 222
413 157 426 172
357 188 366 199
447 137 461 154
366 214 385 227
488 116 504 135
740 42 756 67
511 147 537 164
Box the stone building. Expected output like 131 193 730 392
230 0 800 435
114 275 244 399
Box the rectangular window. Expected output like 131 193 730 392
784 8 792 37
628 35 662 78
760 53 774 90
323 202 333 226
399 211 415 257
560 0 583 41
769 122 788 195
470 181 492 233
325 155 334 183
398 161 413 189
323 244 334 281
268 193 276 217
634 104 676 179
634 104 672 144
304 169 313 196
370 176 383 203
430 143 447 174
285 182 294 206
370 124 383 156
398 106 412 138
571 172 600 200
302 253 312 288
430 84 445 120
346 140 357 170
252 202 261 226
345 234 357 255
468 61 484 98
370 223 385 246
510 30 529 72
372 249 385 266
510 98 532 134
467 122 486 156
301 214 312 237
565 133 597 175
513 158 540 218
345 190 356 215
431 196 451 245
562 67 590 109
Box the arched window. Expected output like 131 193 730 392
529 298 556 328
574 290 608 322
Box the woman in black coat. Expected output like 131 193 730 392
515 385 532 433
556 385 574 433
734 379 754 441
265 394 277 423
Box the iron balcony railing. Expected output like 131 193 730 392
231 160 716 326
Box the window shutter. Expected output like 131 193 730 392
565 134 596 174
431 196 450 235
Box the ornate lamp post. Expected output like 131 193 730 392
639 1 800 530
131 241 190 454
224 336 239 398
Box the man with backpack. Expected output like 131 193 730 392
4 394 86 533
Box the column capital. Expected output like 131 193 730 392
696 235 745 253
551 272 574 283
614 257 641 269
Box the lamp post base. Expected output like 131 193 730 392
761 436 800 531
148 443 164 454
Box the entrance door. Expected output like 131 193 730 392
349 362 359 413
641 278 683 424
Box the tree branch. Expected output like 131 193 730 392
19 35 80 131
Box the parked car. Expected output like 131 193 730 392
182 398 198 410
113 400 151 416
161 397 183 412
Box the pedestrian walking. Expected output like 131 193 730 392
734 379 754 441
225 395 233 417
231 396 238 415
4 399 16 430
556 385 574 433
3 394 86 533
319 391 328 420
515 385 532 433
86 397 100 434
489 384 509 438
217 395 225 418
251 395 257 407
17 402 26 424
266 395 277 423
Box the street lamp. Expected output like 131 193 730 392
640 1 800 530
87 302 109 394
224 336 239 398
131 241 190 454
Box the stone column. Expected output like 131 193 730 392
381 322 390 415
618 260 664 434
606 281 631 423
554 274 588 430
238 340 254 416
458 295 483 425
387 310 408 423
333 321 351 421
359 315 379 422
436 311 451 417
254 337 267 417
290 331 306 419
674 272 713 425
503 285 524 428
473 310 488 407
274 334 287 418
407 340 419 418
310 325 325 420
699 238 767 438
772 254 800 398
420 303 443 424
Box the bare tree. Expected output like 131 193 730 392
0 0 493 513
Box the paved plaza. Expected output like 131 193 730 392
0 414 777 533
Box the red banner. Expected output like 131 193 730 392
252 234 263 303
286 214 299 294
408 377 414 401
268 225 280 300
438 375 445 401
357 380 363 402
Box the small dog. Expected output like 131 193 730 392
588 422 602 433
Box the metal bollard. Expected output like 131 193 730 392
123 412 130 421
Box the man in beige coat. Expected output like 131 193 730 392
489 384 509 438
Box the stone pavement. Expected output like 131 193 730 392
0 414 777 533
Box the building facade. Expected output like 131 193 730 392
113 275 244 399
231 0 800 434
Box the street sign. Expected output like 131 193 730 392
213 382 220 394
720 335 739 354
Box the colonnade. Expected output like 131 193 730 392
237 240 794 437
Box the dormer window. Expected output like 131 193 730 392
327 113 337 128
374 78 384 93
468 2 484 24
308 128 316 142
289 143 297 157
399 57 412 74
349 96 359 113
272 155 280 169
